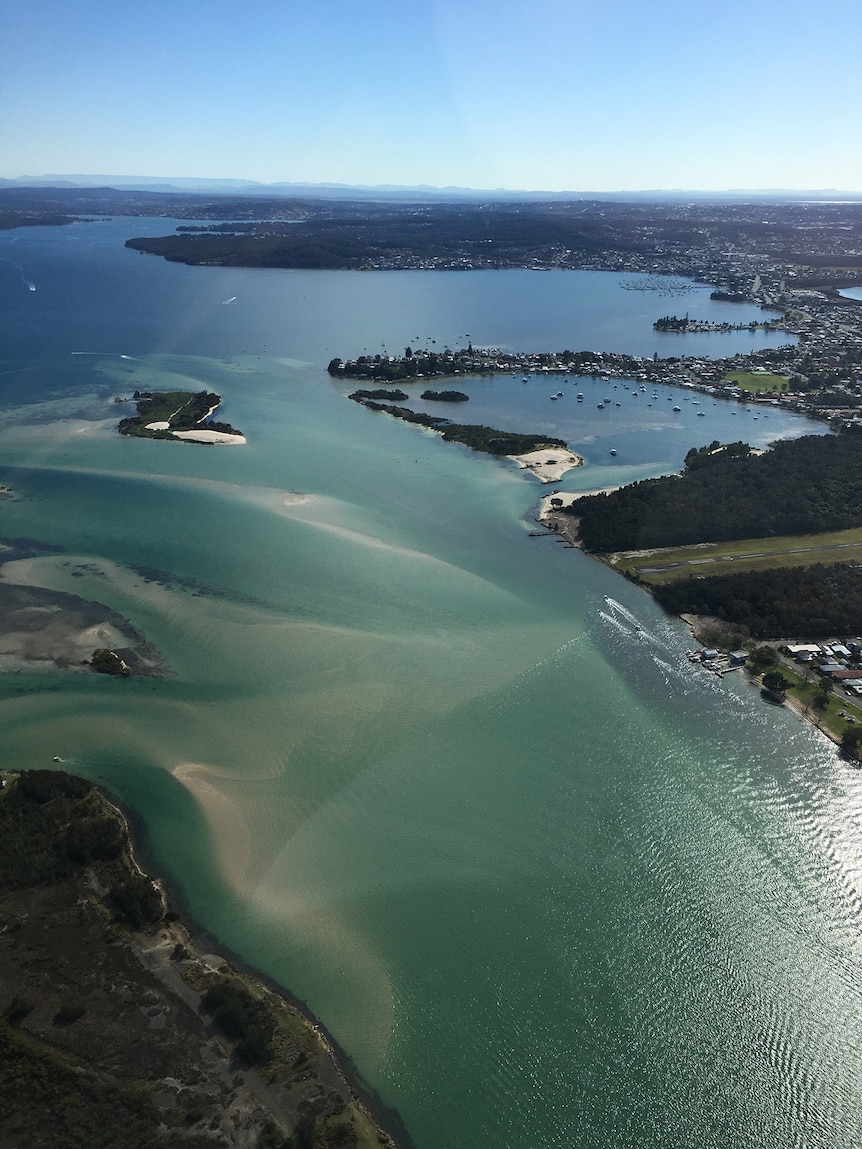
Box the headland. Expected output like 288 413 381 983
0 768 401 1149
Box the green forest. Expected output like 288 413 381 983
651 562 862 639
566 431 862 552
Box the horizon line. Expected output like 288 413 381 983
3 174 862 199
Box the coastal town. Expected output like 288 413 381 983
327 275 862 432
6 187 862 424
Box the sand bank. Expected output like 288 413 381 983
171 762 251 893
508 447 583 483
0 581 167 675
537 485 621 521
172 429 247 445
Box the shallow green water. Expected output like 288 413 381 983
1 222 861 1148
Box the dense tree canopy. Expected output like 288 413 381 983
651 562 862 638
567 431 861 552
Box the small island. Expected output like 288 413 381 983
349 393 580 479
89 647 131 677
118 390 245 445
653 313 781 333
348 388 408 401
420 390 469 402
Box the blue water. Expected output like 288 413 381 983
2 219 861 1149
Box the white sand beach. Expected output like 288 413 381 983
538 485 622 518
508 447 583 483
172 429 247 445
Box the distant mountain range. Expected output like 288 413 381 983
2 174 862 203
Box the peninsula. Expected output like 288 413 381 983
118 390 245 445
0 768 399 1149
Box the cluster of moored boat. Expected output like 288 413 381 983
524 375 739 462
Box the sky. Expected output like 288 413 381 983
1 0 861 193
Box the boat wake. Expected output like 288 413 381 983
597 609 631 638
600 595 667 650
602 595 641 627
72 351 137 358
0 256 36 292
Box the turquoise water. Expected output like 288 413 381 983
2 220 862 1149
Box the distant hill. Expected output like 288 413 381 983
4 175 862 203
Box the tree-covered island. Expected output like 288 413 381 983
421 389 469 402
118 390 244 443
349 394 567 458
564 432 862 553
654 314 782 333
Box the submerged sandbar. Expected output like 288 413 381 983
0 580 167 676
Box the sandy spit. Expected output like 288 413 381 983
507 447 584 483
172 429 247 445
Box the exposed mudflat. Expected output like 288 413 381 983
0 582 168 676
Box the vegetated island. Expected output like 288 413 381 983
420 390 469 402
543 429 862 751
0 768 401 1149
560 432 862 558
653 313 782 333
118 390 245 445
347 391 581 481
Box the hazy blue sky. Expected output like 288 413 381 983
2 0 860 191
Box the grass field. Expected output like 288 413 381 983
610 526 862 583
724 369 791 393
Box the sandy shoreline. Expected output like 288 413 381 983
507 447 583 483
172 429 247 445
528 486 623 547
538 485 622 516
114 792 406 1148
